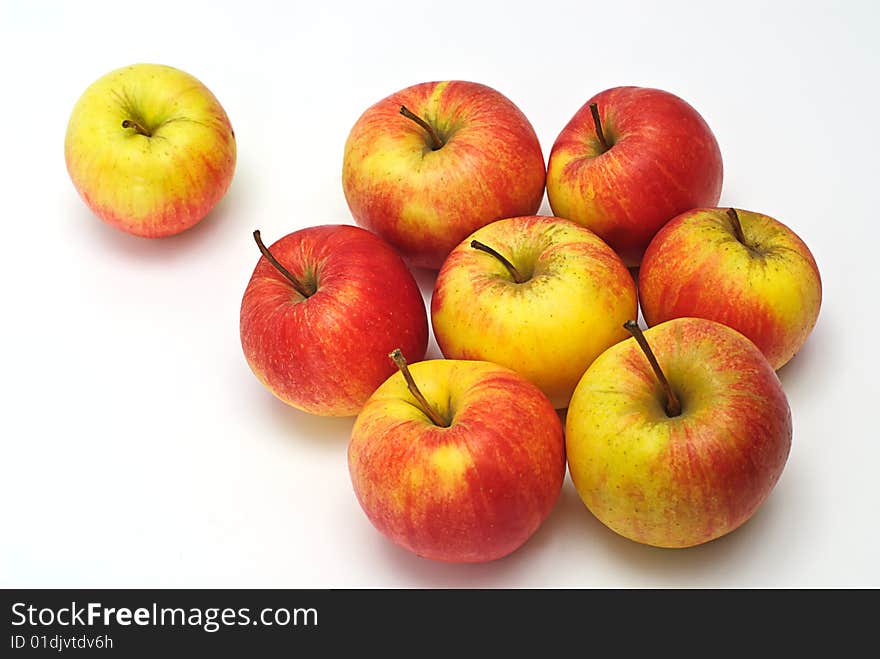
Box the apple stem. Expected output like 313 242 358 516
470 240 526 283
399 105 443 150
623 320 682 418
252 230 313 299
589 103 609 151
122 119 152 137
726 208 747 245
388 349 449 428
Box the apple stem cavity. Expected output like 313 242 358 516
726 208 748 245
399 105 443 151
121 119 152 138
470 240 526 284
388 349 449 428
623 320 682 418
252 230 314 299
589 103 610 152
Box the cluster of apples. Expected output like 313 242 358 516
65 65 821 563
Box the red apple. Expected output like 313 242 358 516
349 352 565 562
342 81 546 269
639 207 822 370
547 86 723 265
566 318 792 548
240 225 428 416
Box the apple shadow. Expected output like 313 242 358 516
579 495 789 587
362 479 585 588
776 319 827 391
537 195 552 217
367 460 807 588
571 466 810 587
629 265 640 285
409 264 440 297
407 264 443 360
251 386 355 451
74 178 244 263
367 525 533 589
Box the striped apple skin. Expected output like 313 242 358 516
240 225 428 416
547 86 722 266
639 208 822 369
65 63 236 238
566 318 792 549
342 80 546 269
349 359 565 562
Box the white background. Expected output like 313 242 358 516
1 0 877 588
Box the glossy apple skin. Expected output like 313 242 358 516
349 359 565 562
431 216 637 408
240 225 428 416
547 86 722 265
566 318 791 548
65 63 236 238
342 81 546 269
640 208 822 370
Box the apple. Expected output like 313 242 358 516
639 207 822 370
566 318 792 548
546 86 723 265
342 81 546 269
240 225 428 416
349 351 565 562
65 63 236 238
431 215 637 408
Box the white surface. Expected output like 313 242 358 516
1 0 877 588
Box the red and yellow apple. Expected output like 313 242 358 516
65 63 236 238
349 354 565 562
547 86 723 265
640 207 822 370
566 318 792 548
240 225 428 416
431 215 637 408
342 81 546 269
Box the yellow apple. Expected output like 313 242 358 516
65 63 236 238
566 318 792 548
431 216 637 408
